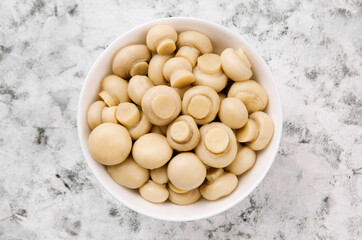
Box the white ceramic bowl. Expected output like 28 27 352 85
77 17 282 221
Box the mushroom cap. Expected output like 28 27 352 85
146 24 177 55
112 44 151 79
163 57 195 88
101 75 130 104
235 118 259 142
200 172 238 200
177 31 213 54
218 97 248 129
132 133 173 169
139 180 169 203
87 101 106 130
168 187 201 205
228 80 268 113
176 46 200 67
99 90 118 107
88 123 132 165
220 48 252 81
107 156 149 189
166 115 200 151
182 86 220 125
150 165 168 184
128 75 155 105
195 122 238 168
167 152 206 191
127 110 152 140
246 111 274 151
193 65 228 93
225 145 256 175
115 102 140 128
148 54 173 85
141 85 182 126
101 106 118 124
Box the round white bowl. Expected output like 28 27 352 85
77 17 282 221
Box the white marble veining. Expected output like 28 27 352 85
0 0 361 239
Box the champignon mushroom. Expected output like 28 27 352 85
146 25 177 55
141 85 181 126
132 133 173 169
166 115 200 151
235 118 259 143
225 145 256 175
115 102 140 128
139 180 169 203
193 65 228 93
195 122 238 168
107 156 149 189
168 182 188 194
220 48 252 82
168 187 201 205
128 75 155 105
167 152 206 191
87 101 106 130
99 75 130 106
88 123 132 165
200 172 238 201
150 165 168 184
246 111 274 151
218 97 248 129
112 44 151 79
175 46 200 67
101 106 118 124
163 57 195 88
205 168 224 183
227 80 268 113
182 86 220 125
127 110 152 140
148 54 173 85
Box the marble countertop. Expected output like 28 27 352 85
0 0 361 239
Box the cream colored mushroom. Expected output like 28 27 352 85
101 106 118 124
195 122 238 168
146 25 177 55
182 86 220 125
166 115 200 151
168 182 188 193
193 54 228 93
99 75 130 106
163 57 195 88
87 101 106 130
132 133 173 169
220 48 252 82
139 180 169 203
150 165 168 184
228 80 268 113
107 156 149 189
148 54 172 85
225 145 256 175
235 118 259 143
141 85 181 126
246 111 274 151
168 187 201 205
150 125 167 136
88 123 132 165
128 75 155 105
206 168 224 183
218 97 248 129
112 44 151 79
115 102 140 128
176 31 213 67
200 172 238 201
127 110 152 140
168 153 206 191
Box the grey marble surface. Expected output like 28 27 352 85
0 0 361 239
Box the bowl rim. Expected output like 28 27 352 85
77 17 283 221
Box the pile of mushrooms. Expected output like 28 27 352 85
87 24 274 205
